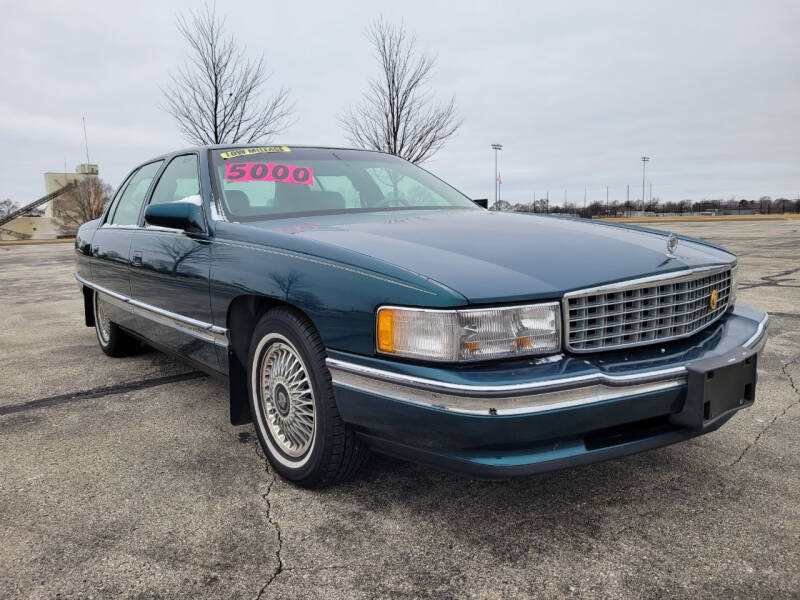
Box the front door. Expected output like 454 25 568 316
128 154 219 371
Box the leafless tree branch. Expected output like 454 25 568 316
161 2 293 145
0 199 18 219
340 18 462 164
55 178 114 233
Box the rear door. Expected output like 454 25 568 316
90 160 162 331
129 153 219 371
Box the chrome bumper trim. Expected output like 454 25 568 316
326 311 768 416
75 273 229 347
329 366 685 416
743 312 769 350
327 357 688 398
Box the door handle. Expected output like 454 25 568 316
132 250 143 266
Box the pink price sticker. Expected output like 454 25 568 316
225 162 313 185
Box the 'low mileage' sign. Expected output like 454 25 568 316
225 162 313 185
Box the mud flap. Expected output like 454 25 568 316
228 348 252 425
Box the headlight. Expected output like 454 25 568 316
376 302 561 362
729 264 738 308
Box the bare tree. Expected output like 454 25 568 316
0 199 18 219
55 178 114 233
162 3 292 145
340 18 461 164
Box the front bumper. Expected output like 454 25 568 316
327 303 768 478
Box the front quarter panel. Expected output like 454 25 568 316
209 224 468 356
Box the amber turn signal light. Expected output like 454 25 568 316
377 309 395 353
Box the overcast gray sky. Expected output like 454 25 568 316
1 0 798 207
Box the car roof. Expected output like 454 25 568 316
142 144 393 165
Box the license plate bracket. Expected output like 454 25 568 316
670 352 758 429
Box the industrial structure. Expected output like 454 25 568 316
0 164 99 240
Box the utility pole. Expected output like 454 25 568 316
491 144 503 208
606 185 609 216
82 116 91 165
546 191 549 214
641 156 650 213
649 183 653 209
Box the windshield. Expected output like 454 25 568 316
210 146 479 221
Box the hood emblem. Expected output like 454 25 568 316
666 234 678 257
709 289 719 310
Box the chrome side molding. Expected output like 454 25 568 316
75 273 229 347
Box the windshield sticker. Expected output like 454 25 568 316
219 146 291 159
224 162 313 185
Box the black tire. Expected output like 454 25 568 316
247 307 369 487
92 291 140 357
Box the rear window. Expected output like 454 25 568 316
210 147 477 221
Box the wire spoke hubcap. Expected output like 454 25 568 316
95 296 111 344
260 341 316 458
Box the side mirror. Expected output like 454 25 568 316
144 200 205 234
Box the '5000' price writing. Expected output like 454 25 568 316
224 162 313 185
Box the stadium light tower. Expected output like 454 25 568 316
641 156 650 212
492 144 503 208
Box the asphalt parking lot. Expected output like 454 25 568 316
1 219 798 599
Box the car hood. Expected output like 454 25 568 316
247 209 735 304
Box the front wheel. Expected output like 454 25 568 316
247 307 368 487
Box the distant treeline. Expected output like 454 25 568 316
493 196 800 217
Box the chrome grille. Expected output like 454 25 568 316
565 266 733 352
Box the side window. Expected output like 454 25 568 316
103 170 138 224
148 155 200 207
109 161 163 226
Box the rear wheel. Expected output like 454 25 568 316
247 307 368 487
93 291 139 357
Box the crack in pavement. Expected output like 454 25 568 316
765 312 800 320
731 354 800 467
211 425 285 599
0 371 205 416
739 267 800 291
255 450 284 599
211 423 294 598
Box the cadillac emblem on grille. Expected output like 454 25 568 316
709 289 719 310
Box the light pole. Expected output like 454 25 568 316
641 156 650 212
492 144 503 208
